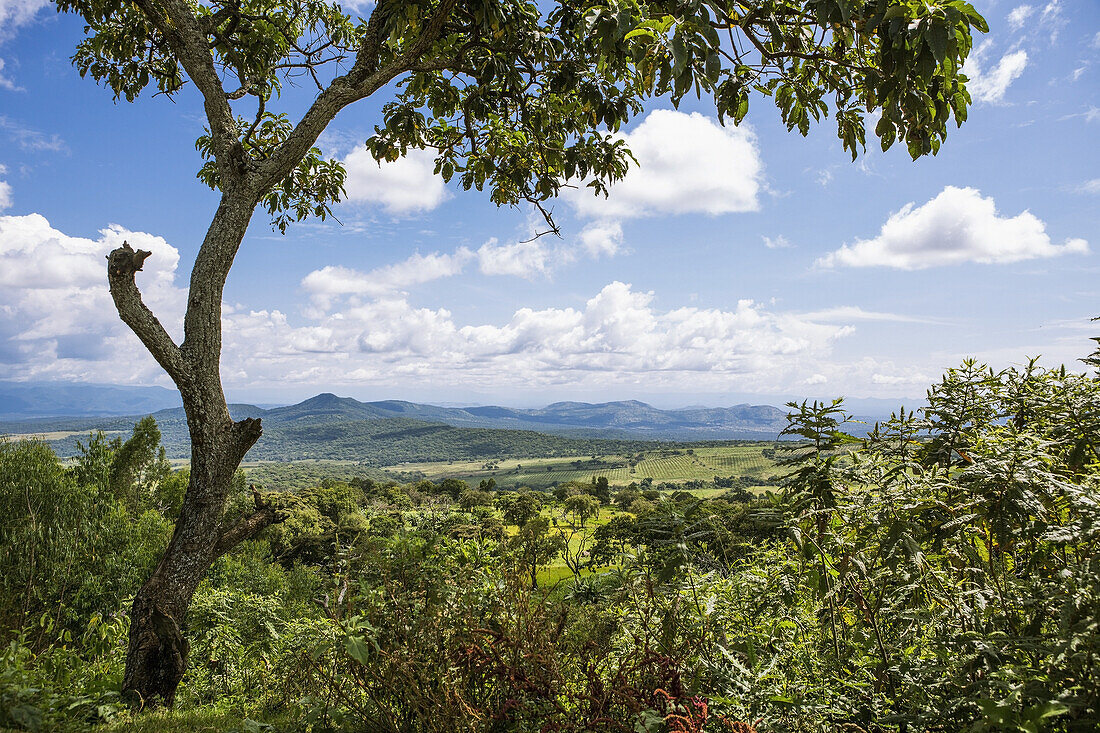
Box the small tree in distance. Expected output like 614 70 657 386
53 0 988 706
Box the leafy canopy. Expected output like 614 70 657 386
57 0 987 231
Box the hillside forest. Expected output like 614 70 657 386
2 337 1099 732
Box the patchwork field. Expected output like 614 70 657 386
382 443 781 489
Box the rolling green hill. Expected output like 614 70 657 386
0 392 795 465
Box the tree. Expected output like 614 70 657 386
562 493 601 528
54 0 986 706
590 475 611 504
438 477 468 500
559 493 602 575
500 490 542 527
507 516 566 588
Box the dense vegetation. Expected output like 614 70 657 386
2 338 1098 731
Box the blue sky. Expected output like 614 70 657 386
0 0 1097 407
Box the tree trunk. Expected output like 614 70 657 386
121 412 264 707
106 195 276 707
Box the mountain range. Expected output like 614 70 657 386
0 387 797 461
0 381 183 419
261 393 791 437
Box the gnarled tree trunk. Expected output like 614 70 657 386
106 195 280 707
119 415 265 706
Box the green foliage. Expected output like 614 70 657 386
196 116 347 233
0 438 171 642
508 516 567 588
0 615 129 732
562 493 601 527
497 489 542 527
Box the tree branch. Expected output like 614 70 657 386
129 0 242 180
255 0 460 192
106 242 189 386
214 484 284 557
181 192 257 379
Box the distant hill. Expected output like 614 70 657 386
0 389 793 462
248 393 791 439
0 381 183 419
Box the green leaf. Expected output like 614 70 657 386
705 50 721 84
345 634 374 664
927 23 949 63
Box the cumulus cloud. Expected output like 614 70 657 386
763 235 792 249
340 146 448 215
965 43 1028 104
219 280 854 391
302 228 605 304
579 221 624 258
566 109 763 219
0 213 184 381
302 248 474 305
0 210 849 391
871 369 937 387
818 187 1088 270
476 237 559 279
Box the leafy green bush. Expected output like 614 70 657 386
0 614 128 732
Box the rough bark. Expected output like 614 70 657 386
119 418 264 707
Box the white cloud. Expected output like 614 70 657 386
1039 0 1064 41
871 371 935 386
13 213 1088 400
302 248 474 304
11 210 1086 399
476 237 558 279
1078 179 1100 195
0 59 21 91
0 0 48 41
0 165 10 210
340 146 448 215
0 116 66 152
579 221 623 258
763 235 792 249
801 306 950 325
965 44 1028 104
1093 31 1100 50
0 213 184 381
221 280 853 391
1060 106 1100 124
1007 5 1034 31
566 109 763 219
302 224 617 304
818 186 1088 270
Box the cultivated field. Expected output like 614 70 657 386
384 443 781 489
